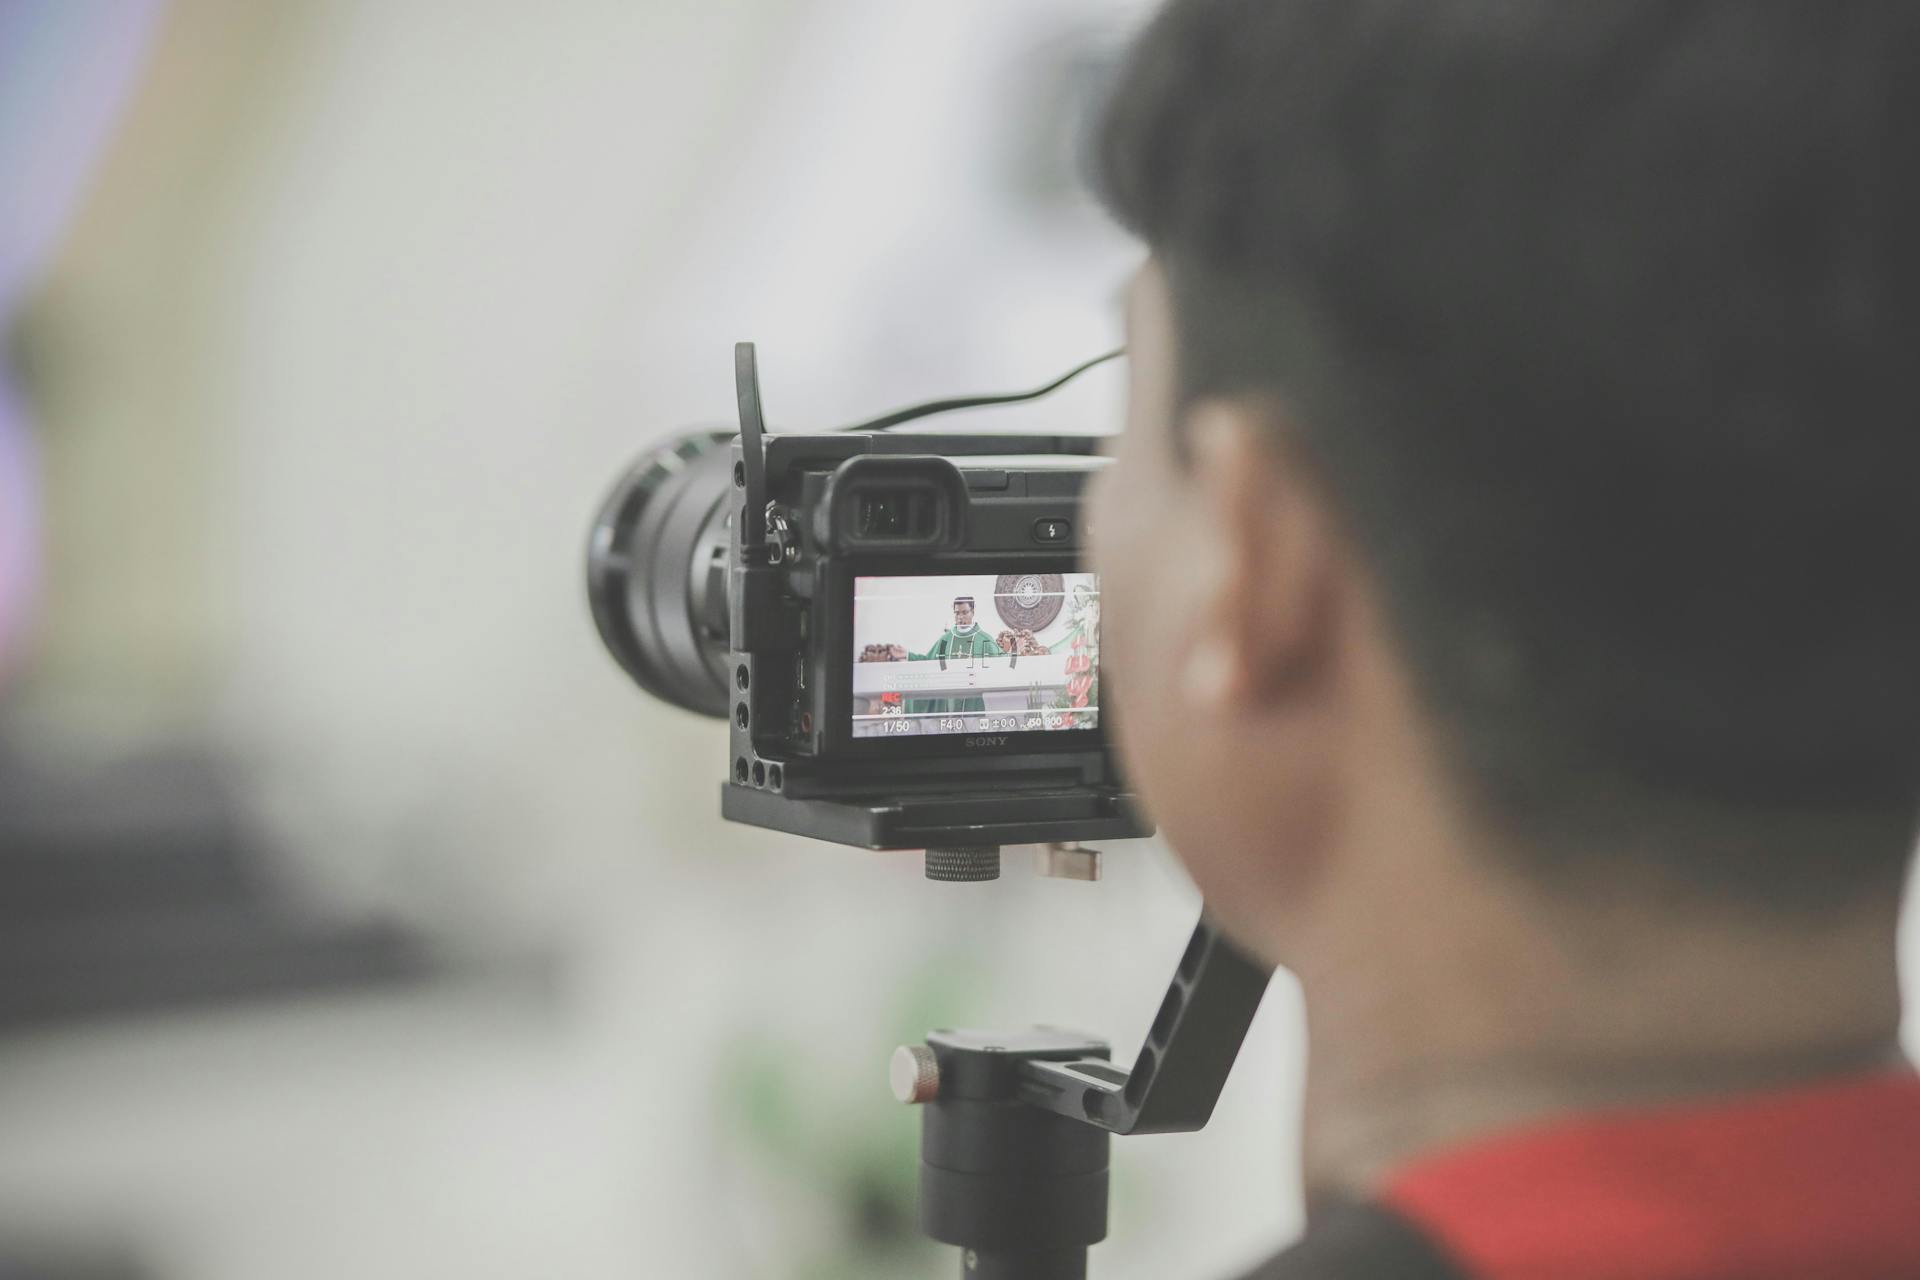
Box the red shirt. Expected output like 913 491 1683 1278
1383 1070 1920 1279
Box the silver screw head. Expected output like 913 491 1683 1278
889 1044 940 1104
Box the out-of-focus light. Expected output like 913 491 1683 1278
0 0 165 672
0 383 36 674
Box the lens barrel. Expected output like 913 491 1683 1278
586 428 737 718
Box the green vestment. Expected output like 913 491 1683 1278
907 627 1004 717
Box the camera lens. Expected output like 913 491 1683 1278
586 428 737 718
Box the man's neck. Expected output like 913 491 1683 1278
1292 872 1907 1208
1248 613 1915 1211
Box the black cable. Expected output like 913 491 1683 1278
842 348 1125 434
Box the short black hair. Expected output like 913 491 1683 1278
1096 0 1920 905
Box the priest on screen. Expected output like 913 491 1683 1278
908 596 1005 716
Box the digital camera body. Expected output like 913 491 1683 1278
587 348 1148 856
725 429 1144 849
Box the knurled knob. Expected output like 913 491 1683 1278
925 846 1000 881
889 1044 940 1104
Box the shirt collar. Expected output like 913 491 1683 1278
1382 1069 1920 1279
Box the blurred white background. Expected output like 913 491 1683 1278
0 2 1912 1278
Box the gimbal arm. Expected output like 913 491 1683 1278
1015 917 1272 1136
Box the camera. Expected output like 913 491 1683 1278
586 344 1149 871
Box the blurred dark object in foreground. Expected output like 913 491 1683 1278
0 740 435 1033
0 1241 146 1280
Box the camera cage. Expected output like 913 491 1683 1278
721 344 1150 854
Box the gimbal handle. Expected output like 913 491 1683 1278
899 914 1275 1277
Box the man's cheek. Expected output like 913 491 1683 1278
1097 558 1150 720
1088 465 1140 586
1086 470 1116 570
1094 478 1148 611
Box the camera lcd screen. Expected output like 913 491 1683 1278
851 572 1100 739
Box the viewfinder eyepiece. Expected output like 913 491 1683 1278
857 491 936 540
820 455 967 553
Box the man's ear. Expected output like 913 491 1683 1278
1181 399 1339 708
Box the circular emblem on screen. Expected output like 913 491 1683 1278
994 573 1064 632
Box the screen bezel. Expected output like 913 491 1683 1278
821 555 1103 761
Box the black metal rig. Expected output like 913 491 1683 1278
893 913 1274 1278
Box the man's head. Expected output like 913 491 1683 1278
1089 0 1920 962
953 597 976 629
